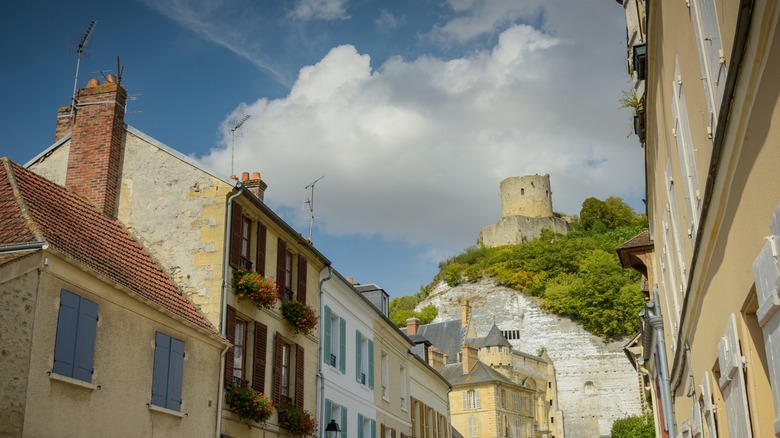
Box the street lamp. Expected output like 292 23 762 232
325 419 340 438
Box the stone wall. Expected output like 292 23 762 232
420 279 643 438
500 175 554 218
478 216 570 247
0 253 41 438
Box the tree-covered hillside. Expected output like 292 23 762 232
390 197 648 339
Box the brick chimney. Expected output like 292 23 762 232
428 347 446 372
462 344 478 374
243 171 268 201
63 79 127 218
406 317 420 335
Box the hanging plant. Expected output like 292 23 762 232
277 402 317 437
232 269 278 309
280 300 319 336
225 380 274 425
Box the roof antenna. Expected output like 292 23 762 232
303 176 325 242
229 115 251 177
70 21 97 117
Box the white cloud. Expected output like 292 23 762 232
376 9 401 31
289 0 350 21
202 0 643 256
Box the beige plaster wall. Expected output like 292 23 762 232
22 253 224 437
0 253 42 438
27 142 69 186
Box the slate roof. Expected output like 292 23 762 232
402 319 464 364
439 360 515 386
476 324 512 348
0 158 221 337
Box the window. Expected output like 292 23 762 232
325 399 348 438
514 392 520 412
672 57 701 236
716 314 753 436
240 216 252 268
381 352 389 400
468 416 478 438
699 371 719 438
232 319 247 383
356 330 374 388
53 289 98 382
464 389 480 410
502 414 509 437
691 0 726 131
323 306 346 372
500 387 507 409
358 413 376 438
151 332 185 411
275 238 307 302
273 332 304 408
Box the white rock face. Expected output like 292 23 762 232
419 279 643 438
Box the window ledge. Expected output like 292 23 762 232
148 404 186 418
49 372 99 390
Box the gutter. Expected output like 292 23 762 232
215 343 231 438
646 301 675 437
0 241 48 253
317 266 334 435
670 0 755 393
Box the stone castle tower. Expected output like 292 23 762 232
478 174 570 247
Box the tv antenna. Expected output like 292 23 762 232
229 115 251 177
70 21 97 116
303 176 325 242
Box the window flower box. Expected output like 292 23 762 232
225 380 274 425
280 300 319 336
232 269 278 310
277 401 317 437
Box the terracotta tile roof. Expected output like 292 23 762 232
0 158 221 337
617 230 652 250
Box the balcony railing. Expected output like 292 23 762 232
330 354 337 367
382 386 388 399
360 373 366 385
239 256 253 271
400 396 406 410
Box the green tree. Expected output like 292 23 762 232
611 414 655 438
579 196 642 231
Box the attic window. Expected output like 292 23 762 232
633 43 647 80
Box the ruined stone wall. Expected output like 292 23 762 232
478 216 570 247
421 279 643 438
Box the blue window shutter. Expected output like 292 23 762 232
324 306 332 364
356 330 362 382
53 290 80 377
73 297 98 382
339 318 346 373
371 419 376 438
325 398 332 422
358 414 364 438
151 332 171 408
342 406 348 438
368 340 374 389
167 337 185 411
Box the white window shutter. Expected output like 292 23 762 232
692 397 703 438
700 371 718 438
717 313 753 437
753 204 780 436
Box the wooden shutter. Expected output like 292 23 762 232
225 305 236 386
700 372 718 438
229 202 243 268
295 344 304 408
359 414 365 438
324 306 332 364
368 339 375 389
273 332 283 405
297 255 307 303
718 313 752 437
253 321 267 393
753 206 780 435
277 238 287 293
168 337 185 411
462 391 467 410
256 223 267 275
382 423 386 438
692 398 703 438
54 290 98 382
476 389 480 409
339 318 346 373
356 330 363 382
151 332 171 407
325 398 332 422
371 419 377 438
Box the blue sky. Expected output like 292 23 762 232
0 0 642 298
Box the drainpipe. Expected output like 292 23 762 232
216 185 244 437
647 301 675 437
317 266 333 435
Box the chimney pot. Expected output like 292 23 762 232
241 172 250 181
230 175 238 181
86 78 100 87
251 172 261 180
105 74 117 83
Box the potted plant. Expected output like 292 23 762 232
232 269 278 309
225 380 274 425
280 299 319 336
277 402 317 437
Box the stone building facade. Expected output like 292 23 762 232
478 175 569 247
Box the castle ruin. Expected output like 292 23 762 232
478 174 570 247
